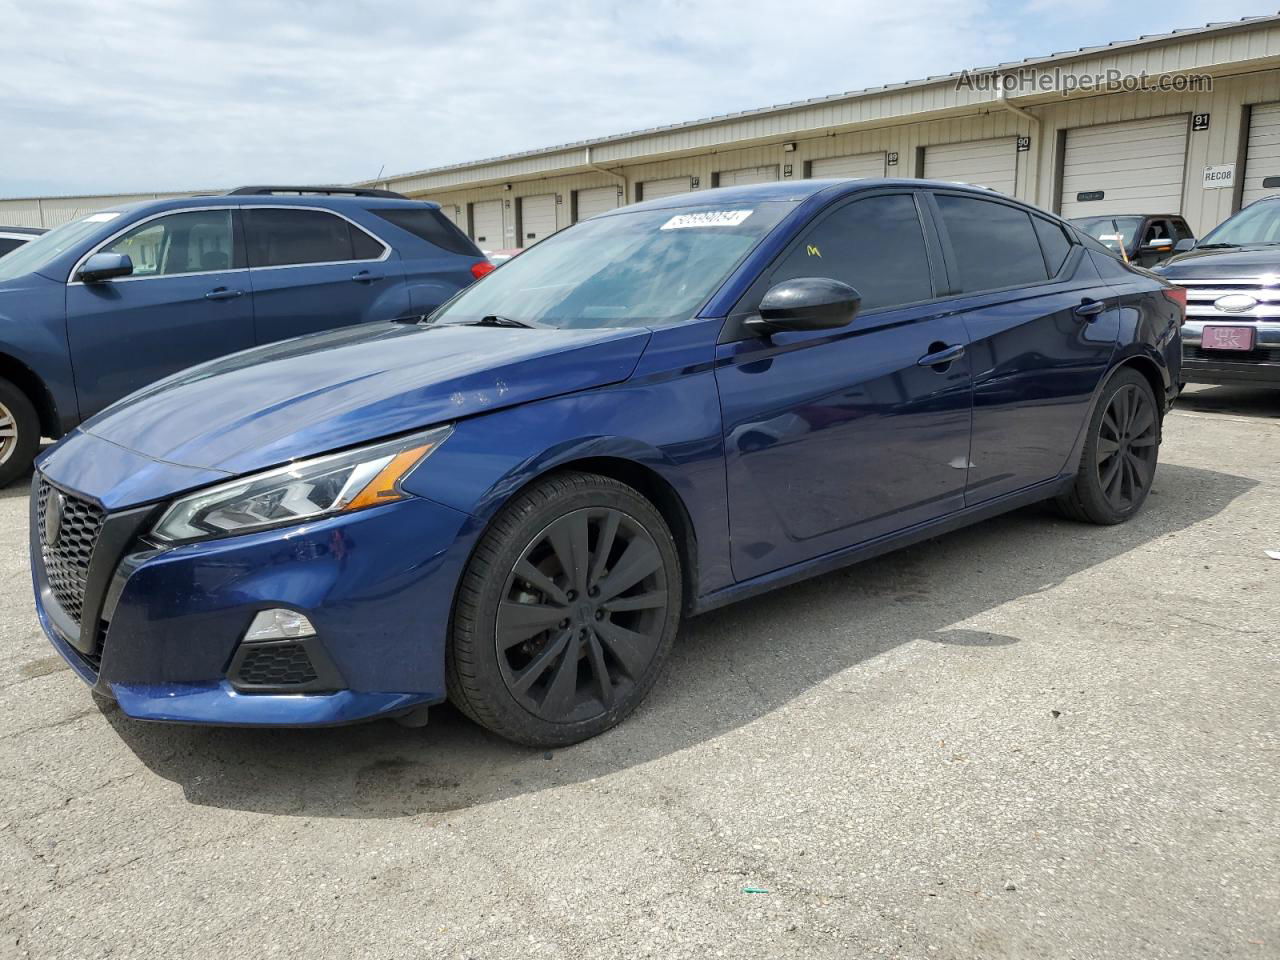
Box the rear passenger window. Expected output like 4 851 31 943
1033 216 1073 276
934 194 1048 292
371 207 480 256
351 228 385 260
244 209 374 267
770 194 934 311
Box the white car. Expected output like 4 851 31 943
0 226 44 257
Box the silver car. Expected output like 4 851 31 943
1156 198 1280 388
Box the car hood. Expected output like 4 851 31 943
80 321 651 478
1157 245 1280 279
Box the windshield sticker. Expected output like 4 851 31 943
84 212 121 222
660 209 753 230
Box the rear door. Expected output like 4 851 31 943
65 207 255 417
926 191 1118 504
242 206 397 342
716 191 973 581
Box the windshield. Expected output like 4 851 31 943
0 210 125 282
1072 216 1142 251
431 201 795 329
1199 200 1280 247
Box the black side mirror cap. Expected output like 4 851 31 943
746 277 861 335
78 252 134 283
1173 238 1196 253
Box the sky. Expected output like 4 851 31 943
0 0 1274 197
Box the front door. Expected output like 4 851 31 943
716 192 974 582
66 208 255 419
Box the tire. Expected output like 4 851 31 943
446 471 682 747
1056 368 1160 525
0 378 40 487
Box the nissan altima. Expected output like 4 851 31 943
30 179 1183 746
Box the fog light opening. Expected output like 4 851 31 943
244 608 316 642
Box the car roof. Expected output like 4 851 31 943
0 225 46 235
605 177 1019 215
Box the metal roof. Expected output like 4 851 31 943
372 15 1280 184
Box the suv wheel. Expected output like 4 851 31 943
0 379 39 487
446 471 681 747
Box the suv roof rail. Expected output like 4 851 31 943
226 185 408 200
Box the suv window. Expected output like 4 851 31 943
770 193 933 311
934 194 1048 292
1169 218 1194 242
371 207 479 256
1032 216 1073 276
0 238 23 256
244 208 384 267
102 209 238 277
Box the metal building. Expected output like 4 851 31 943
5 16 1280 242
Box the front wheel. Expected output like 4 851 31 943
446 471 682 747
1057 368 1160 525
0 379 40 487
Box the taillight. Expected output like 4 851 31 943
1162 284 1187 321
470 260 495 280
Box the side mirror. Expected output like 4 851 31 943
1173 238 1196 253
78 252 133 283
1140 238 1174 254
747 277 861 335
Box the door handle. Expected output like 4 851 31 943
1074 298 1105 320
352 270 376 283
917 343 965 368
205 287 244 301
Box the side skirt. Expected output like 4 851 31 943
691 474 1073 616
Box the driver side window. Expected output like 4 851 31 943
770 194 934 312
101 209 237 277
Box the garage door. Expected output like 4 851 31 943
1058 116 1188 219
810 153 885 179
470 200 504 248
924 138 1018 195
519 194 557 246
1242 103 1280 206
641 176 692 201
717 165 779 186
575 185 621 221
433 202 462 226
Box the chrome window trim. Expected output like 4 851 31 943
67 203 391 285
239 204 391 270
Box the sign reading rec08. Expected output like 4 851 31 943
1203 164 1236 189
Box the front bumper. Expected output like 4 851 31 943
32 475 480 727
1181 320 1280 386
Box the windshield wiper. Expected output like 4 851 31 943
470 314 536 329
1194 242 1239 249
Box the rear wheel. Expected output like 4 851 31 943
1057 368 1160 524
446 471 681 747
0 379 40 487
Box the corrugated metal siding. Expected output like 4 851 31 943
0 191 199 227
923 138 1019 195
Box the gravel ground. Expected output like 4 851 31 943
0 384 1276 960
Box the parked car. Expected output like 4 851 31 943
1154 196 1280 387
0 185 492 484
1070 214 1194 267
31 179 1182 746
0 225 45 257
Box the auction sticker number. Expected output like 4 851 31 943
661 210 753 230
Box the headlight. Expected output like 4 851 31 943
151 426 452 544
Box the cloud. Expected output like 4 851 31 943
0 0 1269 195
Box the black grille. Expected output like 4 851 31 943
233 644 319 687
36 478 106 625
1185 345 1280 365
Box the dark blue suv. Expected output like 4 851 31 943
0 185 490 484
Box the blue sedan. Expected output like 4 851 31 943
30 179 1183 746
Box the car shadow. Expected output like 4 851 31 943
100 462 1255 818
1177 384 1279 420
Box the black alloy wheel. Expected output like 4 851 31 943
447 471 681 746
1057 367 1160 525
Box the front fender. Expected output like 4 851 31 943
0 274 79 430
400 325 732 599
